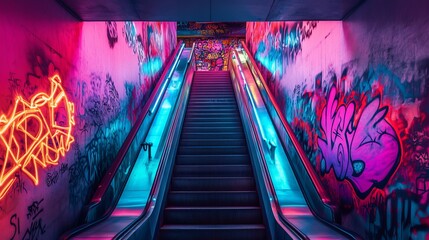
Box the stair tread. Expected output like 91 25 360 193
175 164 250 167
176 154 249 157
161 224 265 230
172 176 254 180
169 190 257 193
165 206 261 210
159 72 266 239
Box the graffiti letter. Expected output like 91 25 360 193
318 86 401 198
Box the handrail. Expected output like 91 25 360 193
235 46 361 239
61 42 185 239
239 41 332 205
91 42 184 205
114 42 196 240
230 50 308 239
230 51 307 240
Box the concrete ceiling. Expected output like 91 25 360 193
57 0 365 21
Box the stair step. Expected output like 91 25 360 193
174 165 252 177
187 104 236 109
191 89 233 93
192 85 232 87
182 126 242 133
170 177 256 191
181 132 245 140
185 112 239 118
178 146 248 155
187 108 238 113
159 224 266 240
159 72 266 239
192 81 230 83
179 138 246 146
190 92 233 95
175 154 250 165
189 96 236 101
184 117 239 122
167 191 259 207
163 206 263 224
183 121 241 128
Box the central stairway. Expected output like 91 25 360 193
158 71 267 240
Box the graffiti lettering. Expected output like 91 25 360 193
22 218 46 240
106 21 118 49
45 171 59 187
9 198 46 239
10 214 20 240
12 173 27 195
318 86 401 198
27 199 44 220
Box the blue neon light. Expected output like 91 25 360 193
233 52 267 142
150 44 184 114
244 83 266 142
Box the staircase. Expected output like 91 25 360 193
158 71 268 240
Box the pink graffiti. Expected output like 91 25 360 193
318 86 401 198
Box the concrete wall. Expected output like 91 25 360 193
0 0 176 239
247 0 429 238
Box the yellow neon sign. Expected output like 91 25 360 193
0 75 75 200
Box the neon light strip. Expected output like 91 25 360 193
188 42 196 64
233 52 266 141
150 44 185 115
244 82 266 142
0 75 74 200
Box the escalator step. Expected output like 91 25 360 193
185 112 239 117
182 126 242 133
179 138 246 146
167 191 259 207
186 104 237 109
173 165 252 177
181 132 245 140
178 146 248 155
187 108 238 113
163 206 263 225
183 121 241 128
175 154 250 165
188 99 236 104
184 117 239 122
159 71 267 240
170 177 256 191
159 224 266 240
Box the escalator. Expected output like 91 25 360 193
64 42 362 240
61 43 192 240
158 71 267 240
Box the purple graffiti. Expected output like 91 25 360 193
318 86 401 198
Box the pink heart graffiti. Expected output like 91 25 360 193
318 86 400 198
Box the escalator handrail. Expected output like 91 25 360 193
239 41 332 205
61 42 185 240
230 50 308 240
114 43 196 240
90 42 184 205
235 47 361 239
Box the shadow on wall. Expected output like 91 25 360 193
247 20 429 239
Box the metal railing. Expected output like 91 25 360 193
114 43 197 240
61 42 186 239
230 46 361 239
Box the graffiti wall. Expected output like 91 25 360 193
181 38 243 71
247 0 429 238
177 22 245 71
178 22 245 38
0 1 176 239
